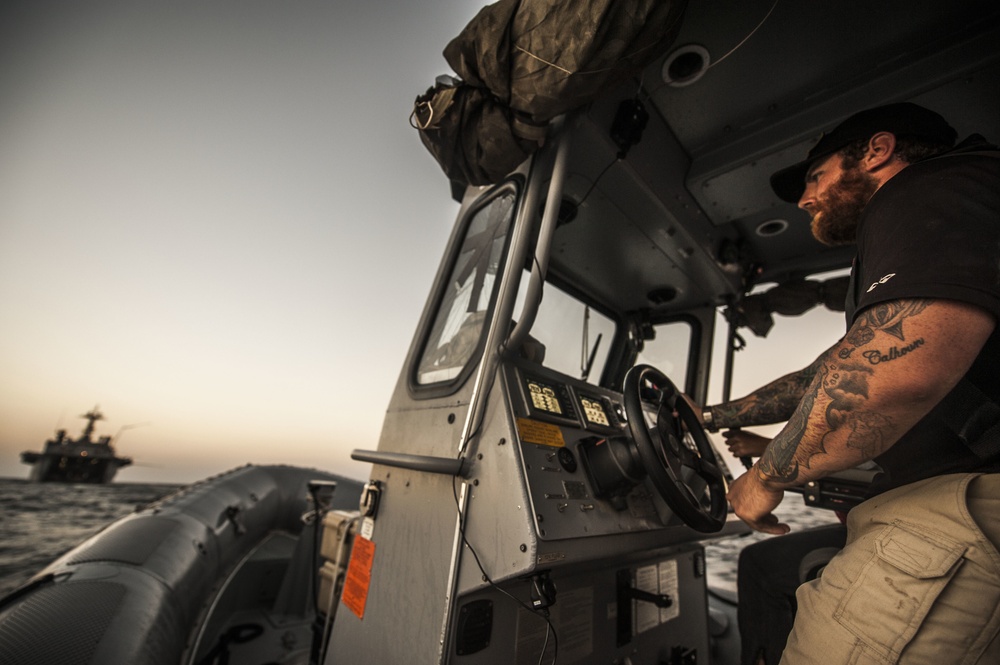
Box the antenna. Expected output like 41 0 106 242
112 422 152 445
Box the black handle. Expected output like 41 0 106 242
351 449 465 476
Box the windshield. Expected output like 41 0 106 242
513 277 616 384
636 320 693 391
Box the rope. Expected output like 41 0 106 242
709 0 780 70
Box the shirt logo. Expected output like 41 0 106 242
867 273 896 293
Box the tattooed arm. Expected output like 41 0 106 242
727 298 996 534
708 354 829 429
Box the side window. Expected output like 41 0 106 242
636 320 693 389
415 188 516 386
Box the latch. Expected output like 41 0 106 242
360 480 382 518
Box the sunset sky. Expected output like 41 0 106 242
0 1 486 483
0 1 845 485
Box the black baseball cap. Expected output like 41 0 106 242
769 102 957 203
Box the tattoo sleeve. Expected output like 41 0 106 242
711 353 828 429
755 368 822 483
754 299 932 488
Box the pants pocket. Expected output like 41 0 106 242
834 521 966 663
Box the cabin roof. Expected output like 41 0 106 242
546 0 999 319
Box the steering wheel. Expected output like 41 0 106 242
623 365 727 533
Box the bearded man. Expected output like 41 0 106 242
700 103 1000 664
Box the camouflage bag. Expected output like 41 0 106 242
411 76 544 187
413 0 688 186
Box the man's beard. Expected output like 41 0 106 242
809 166 879 246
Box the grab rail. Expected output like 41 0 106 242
350 449 464 476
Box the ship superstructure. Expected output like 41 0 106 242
20 407 133 483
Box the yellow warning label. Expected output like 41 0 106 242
516 418 566 448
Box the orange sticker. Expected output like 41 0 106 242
516 417 566 447
341 535 375 620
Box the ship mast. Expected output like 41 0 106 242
78 406 105 443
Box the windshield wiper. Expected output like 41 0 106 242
581 306 603 381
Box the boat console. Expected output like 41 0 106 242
503 358 729 542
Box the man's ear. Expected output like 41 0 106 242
862 132 897 172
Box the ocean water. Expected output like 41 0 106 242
0 477 180 597
0 477 837 600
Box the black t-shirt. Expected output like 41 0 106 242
845 136 1000 494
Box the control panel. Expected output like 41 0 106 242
503 362 678 541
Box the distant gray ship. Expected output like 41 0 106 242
20 407 133 483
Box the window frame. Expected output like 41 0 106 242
407 181 520 399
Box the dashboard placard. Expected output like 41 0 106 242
516 417 566 448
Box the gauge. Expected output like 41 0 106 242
578 394 610 427
526 378 565 415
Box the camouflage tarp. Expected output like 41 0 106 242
413 0 688 186
412 78 541 187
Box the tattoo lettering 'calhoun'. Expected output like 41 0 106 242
757 299 928 484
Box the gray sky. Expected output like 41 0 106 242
0 1 846 484
0 1 486 482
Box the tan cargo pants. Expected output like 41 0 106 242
780 473 1000 664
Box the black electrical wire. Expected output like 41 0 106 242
450 473 559 664
449 364 558 664
576 155 618 210
443 221 561 662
